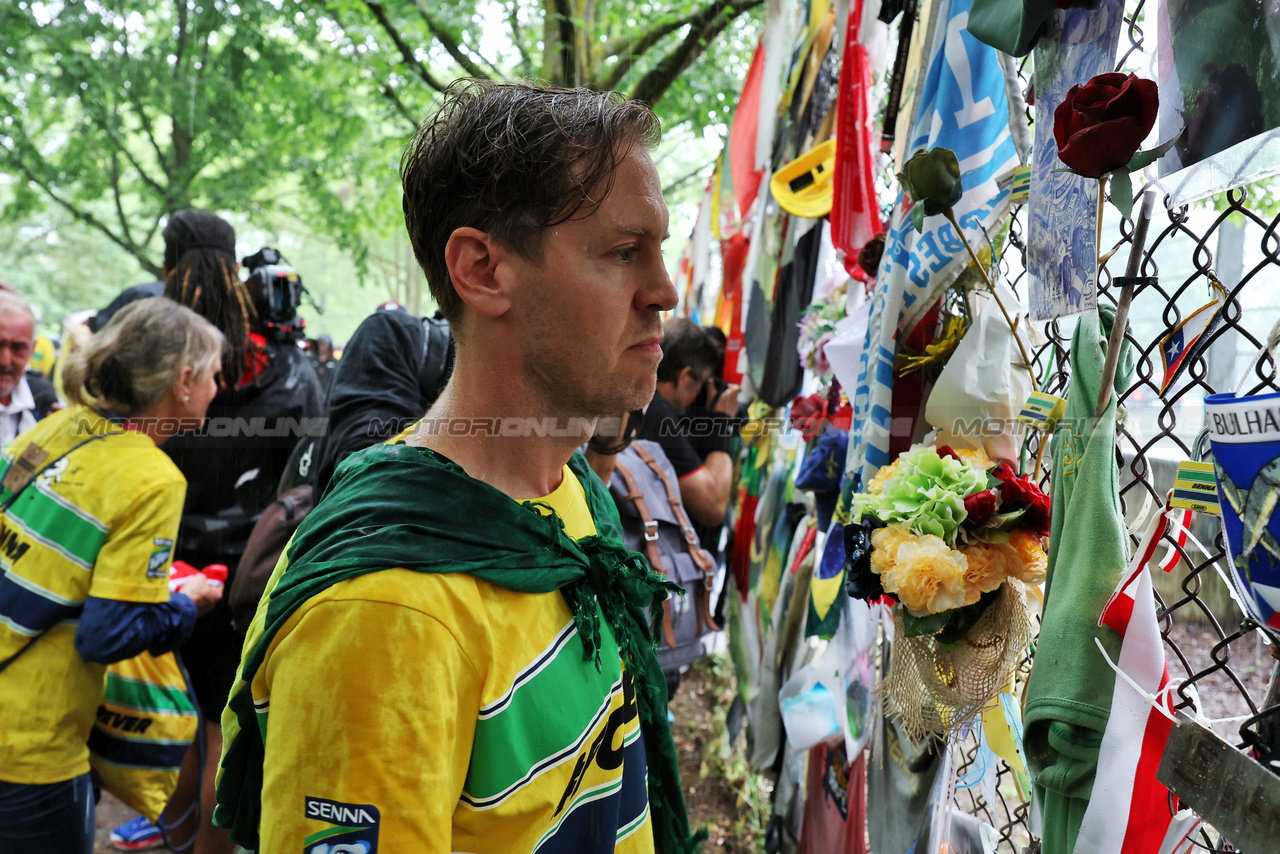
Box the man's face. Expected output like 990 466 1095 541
0 310 34 401
507 147 678 418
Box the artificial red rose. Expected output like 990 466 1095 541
790 394 827 441
963 489 1000 526
1053 72 1159 178
936 445 961 462
992 464 1052 537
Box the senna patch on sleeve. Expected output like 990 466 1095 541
303 797 380 854
147 537 173 579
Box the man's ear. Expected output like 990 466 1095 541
445 227 512 319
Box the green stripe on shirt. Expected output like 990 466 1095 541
5 485 109 567
104 672 200 716
463 620 623 804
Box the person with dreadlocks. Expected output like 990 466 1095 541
109 210 323 854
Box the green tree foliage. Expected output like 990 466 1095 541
324 0 763 129
1 0 761 320
0 1 393 276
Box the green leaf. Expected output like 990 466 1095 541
902 609 953 636
991 506 1029 530
911 202 926 233
1127 135 1182 171
1110 167 1135 220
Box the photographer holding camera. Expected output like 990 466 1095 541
635 318 740 529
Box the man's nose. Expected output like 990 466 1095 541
639 256 679 313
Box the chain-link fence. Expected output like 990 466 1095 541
910 1 1280 850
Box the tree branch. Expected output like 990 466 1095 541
553 0 578 86
115 4 168 171
600 8 702 81
411 1 494 80
362 0 449 92
599 19 687 90
174 0 189 84
507 1 534 76
629 0 763 107
382 82 422 130
6 151 160 277
662 162 711 196
84 108 166 197
109 150 137 249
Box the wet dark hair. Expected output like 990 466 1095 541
657 317 719 384
400 79 662 324
162 210 260 388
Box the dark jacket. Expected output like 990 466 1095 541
26 372 59 421
91 281 165 332
286 308 453 497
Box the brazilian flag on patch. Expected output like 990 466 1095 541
806 519 848 639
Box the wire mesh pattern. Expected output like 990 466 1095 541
925 1 1280 850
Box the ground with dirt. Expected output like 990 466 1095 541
668 655 772 854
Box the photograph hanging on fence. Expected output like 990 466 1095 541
1155 0 1280 203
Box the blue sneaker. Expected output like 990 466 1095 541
110 815 165 851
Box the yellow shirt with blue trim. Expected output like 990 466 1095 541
250 463 655 854
0 407 184 784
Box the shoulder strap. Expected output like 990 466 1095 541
3 429 116 511
613 461 662 574
613 460 678 649
0 428 122 674
420 317 454 405
631 445 715 575
630 445 723 635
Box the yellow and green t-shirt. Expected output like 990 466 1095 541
0 406 184 784
250 463 655 854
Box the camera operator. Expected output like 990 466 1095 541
636 318 740 528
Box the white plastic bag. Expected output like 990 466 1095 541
925 282 1033 464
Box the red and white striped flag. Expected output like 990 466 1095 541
1073 504 1202 854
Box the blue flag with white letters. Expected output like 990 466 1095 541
848 0 1019 482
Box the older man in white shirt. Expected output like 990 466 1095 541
0 291 50 447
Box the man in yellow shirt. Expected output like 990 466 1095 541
215 82 701 854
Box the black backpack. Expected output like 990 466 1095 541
607 440 723 674
228 310 453 631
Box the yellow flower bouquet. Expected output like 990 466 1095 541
848 443 1047 737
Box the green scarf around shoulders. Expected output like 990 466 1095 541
214 442 703 854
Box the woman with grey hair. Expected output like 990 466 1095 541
0 297 225 854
